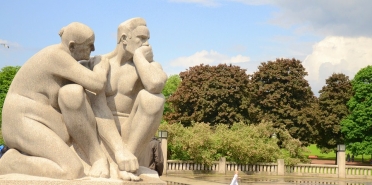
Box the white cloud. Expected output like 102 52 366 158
170 50 250 68
168 0 220 7
258 0 372 37
303 36 372 94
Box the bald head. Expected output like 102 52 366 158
59 22 95 45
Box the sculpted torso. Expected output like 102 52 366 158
9 45 73 110
105 59 144 114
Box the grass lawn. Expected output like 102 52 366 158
306 144 371 162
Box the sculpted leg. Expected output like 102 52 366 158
122 90 165 157
87 92 139 176
58 84 109 178
0 117 84 179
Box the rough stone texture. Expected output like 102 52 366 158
0 167 166 185
0 17 167 183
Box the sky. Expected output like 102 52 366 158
1 0 372 95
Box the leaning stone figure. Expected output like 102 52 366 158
81 17 167 180
0 22 111 179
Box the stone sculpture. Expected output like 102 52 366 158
81 17 167 181
0 22 110 179
0 18 167 183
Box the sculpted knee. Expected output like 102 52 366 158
138 90 165 115
58 84 85 110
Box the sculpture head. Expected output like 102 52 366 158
59 22 95 61
116 18 149 56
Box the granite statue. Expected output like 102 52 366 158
0 18 167 183
0 22 110 179
81 17 167 181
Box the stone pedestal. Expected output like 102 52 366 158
0 167 166 185
337 151 346 178
160 138 167 175
218 157 226 174
277 159 285 176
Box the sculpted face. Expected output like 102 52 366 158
70 36 95 61
125 25 150 56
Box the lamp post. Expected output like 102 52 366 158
158 130 168 175
337 144 346 178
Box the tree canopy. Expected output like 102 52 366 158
316 73 352 153
0 66 21 127
165 64 249 126
0 66 21 145
341 66 372 155
162 74 181 116
247 58 318 146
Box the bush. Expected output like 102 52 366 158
159 121 309 166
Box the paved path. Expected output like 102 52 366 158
161 173 372 185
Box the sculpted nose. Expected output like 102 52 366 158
142 40 149 46
91 44 95 52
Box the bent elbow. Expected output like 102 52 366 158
146 81 165 94
145 74 167 94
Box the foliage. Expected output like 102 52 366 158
165 64 250 126
341 66 372 155
159 121 309 166
162 75 181 116
159 121 218 165
0 66 21 130
316 73 352 153
247 58 319 146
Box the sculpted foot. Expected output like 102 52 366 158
89 158 109 178
115 149 139 172
119 171 140 181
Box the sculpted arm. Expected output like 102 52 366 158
133 46 167 94
53 55 109 94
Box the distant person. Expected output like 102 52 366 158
351 154 355 162
230 170 239 185
0 145 9 158
145 137 164 176
0 145 4 158
347 153 350 162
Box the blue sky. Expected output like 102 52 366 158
1 0 371 95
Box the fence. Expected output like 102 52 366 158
166 157 372 179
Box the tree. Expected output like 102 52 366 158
0 66 21 145
165 64 250 126
0 66 21 127
341 66 372 156
316 73 352 153
247 58 318 146
162 74 181 116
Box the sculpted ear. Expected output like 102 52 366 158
69 41 75 52
120 34 127 45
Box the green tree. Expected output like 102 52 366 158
162 74 181 116
316 73 352 153
165 64 249 126
0 66 21 145
341 66 372 155
247 58 318 146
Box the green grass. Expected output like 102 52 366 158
306 144 371 162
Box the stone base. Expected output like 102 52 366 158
0 167 166 185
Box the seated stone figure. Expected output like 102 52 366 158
81 17 167 181
0 22 111 179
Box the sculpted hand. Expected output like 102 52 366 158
134 45 153 63
115 148 139 173
93 56 110 76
